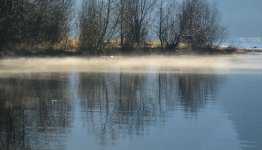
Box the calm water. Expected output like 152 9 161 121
0 56 262 150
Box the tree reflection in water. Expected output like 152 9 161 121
0 75 74 149
178 74 218 114
78 73 219 145
0 73 219 149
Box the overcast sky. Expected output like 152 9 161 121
211 0 262 38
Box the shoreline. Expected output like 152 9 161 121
1 46 261 58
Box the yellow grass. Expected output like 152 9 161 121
53 38 80 50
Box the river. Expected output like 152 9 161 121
0 55 262 150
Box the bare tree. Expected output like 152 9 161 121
0 0 73 51
178 0 227 48
79 0 116 55
27 0 73 46
0 0 25 49
156 0 226 50
156 0 179 49
115 0 156 49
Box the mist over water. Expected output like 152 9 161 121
0 55 262 150
0 55 262 75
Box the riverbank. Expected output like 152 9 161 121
1 46 257 58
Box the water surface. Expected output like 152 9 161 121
0 55 262 150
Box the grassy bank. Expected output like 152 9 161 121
0 40 252 57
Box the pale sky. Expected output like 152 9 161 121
211 0 262 38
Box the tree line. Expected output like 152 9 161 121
79 0 227 55
0 0 226 55
0 0 72 51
